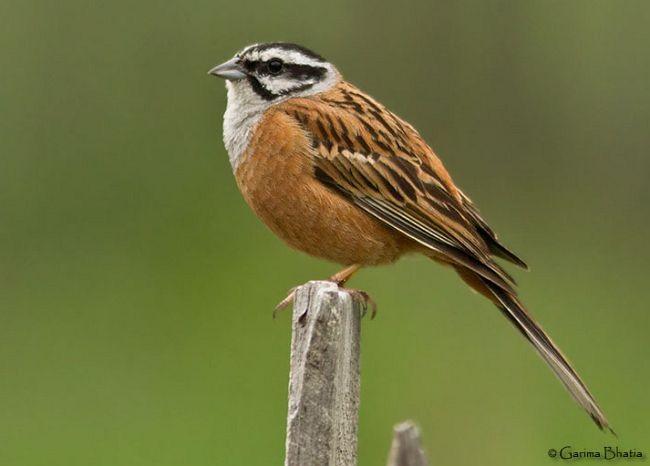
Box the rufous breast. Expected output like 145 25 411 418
234 106 410 266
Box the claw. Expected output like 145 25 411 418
273 286 298 318
347 289 378 319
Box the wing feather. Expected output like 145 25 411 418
278 82 609 430
280 84 525 291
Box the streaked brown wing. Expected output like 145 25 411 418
459 192 528 269
313 149 516 292
279 83 524 291
278 83 611 431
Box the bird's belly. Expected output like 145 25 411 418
234 142 407 266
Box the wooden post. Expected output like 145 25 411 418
386 421 430 466
284 281 362 466
282 281 432 466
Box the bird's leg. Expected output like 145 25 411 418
274 265 362 315
327 264 377 318
274 264 376 319
328 264 362 287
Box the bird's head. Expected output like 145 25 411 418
209 42 340 105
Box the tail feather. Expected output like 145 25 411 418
454 265 611 431
480 277 611 431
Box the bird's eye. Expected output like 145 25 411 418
267 59 284 75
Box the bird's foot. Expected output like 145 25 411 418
343 287 377 319
272 282 377 319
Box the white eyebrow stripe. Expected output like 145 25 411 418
260 50 323 67
244 48 325 68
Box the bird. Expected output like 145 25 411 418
208 42 611 431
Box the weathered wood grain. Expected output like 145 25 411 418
284 281 363 466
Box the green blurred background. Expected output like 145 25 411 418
1 0 649 464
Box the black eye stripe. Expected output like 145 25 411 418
243 59 328 101
242 60 327 81
242 60 257 72
285 63 327 80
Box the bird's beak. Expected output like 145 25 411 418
208 57 246 80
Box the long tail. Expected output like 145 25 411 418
455 266 611 431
